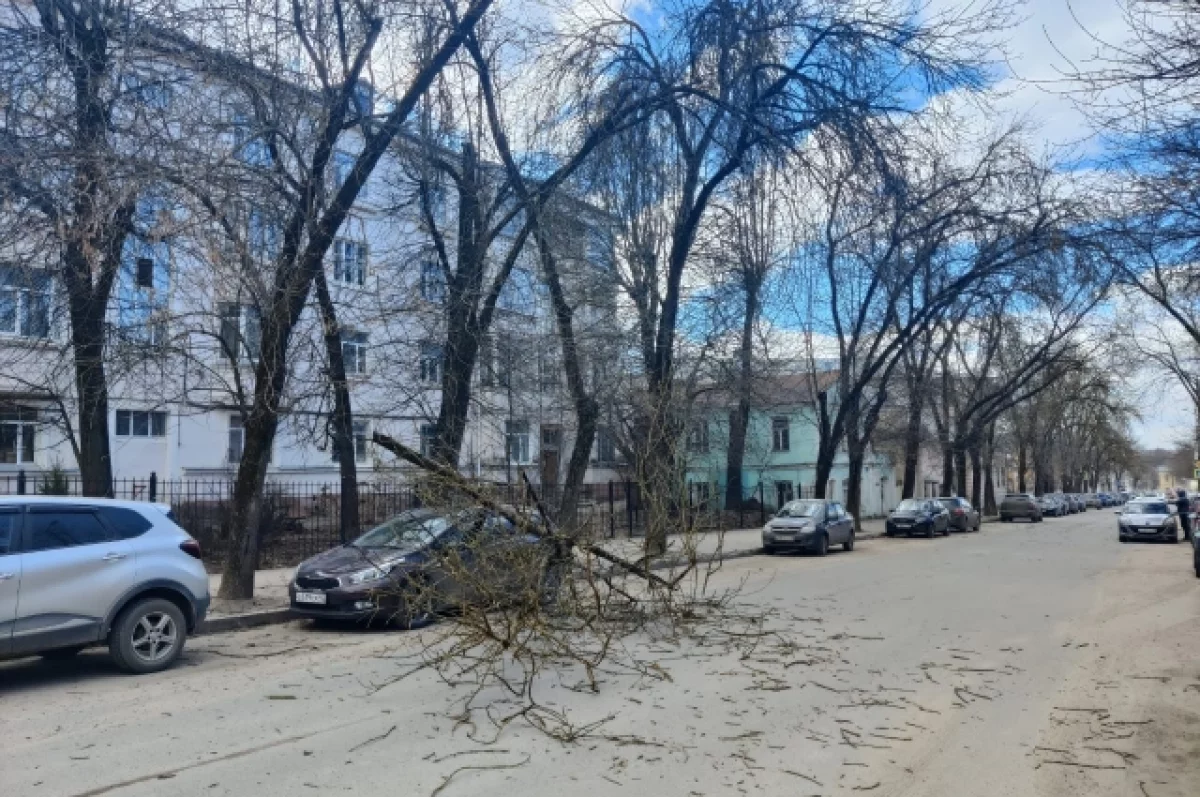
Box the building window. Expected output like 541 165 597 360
419 342 442 384
0 267 51 339
218 303 262 361
772 417 790 452
115 410 166 437
506 420 530 465
227 415 244 463
331 420 368 463
595 427 617 464
135 257 154 288
420 260 446 302
419 423 436 458
0 407 37 464
332 239 367 285
248 208 280 260
341 331 368 375
686 421 709 453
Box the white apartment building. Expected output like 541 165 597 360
0 40 627 490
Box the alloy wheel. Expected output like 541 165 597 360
130 611 179 664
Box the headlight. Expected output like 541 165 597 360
346 562 401 585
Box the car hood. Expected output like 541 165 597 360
297 545 418 576
1121 513 1170 525
768 518 814 529
890 510 922 519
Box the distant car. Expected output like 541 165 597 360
1097 493 1115 507
885 498 951 538
0 497 209 674
1118 498 1179 544
937 497 980 532
1000 493 1042 523
290 508 561 626
762 499 856 556
1036 495 1062 517
1065 494 1084 513
1085 494 1101 509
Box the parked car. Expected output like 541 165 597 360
1036 495 1062 517
938 497 980 532
1064 494 1084 513
0 497 209 673
1085 494 1101 509
1000 493 1043 523
1193 528 1200 578
763 499 856 556
1118 498 1179 544
885 498 951 538
290 508 561 626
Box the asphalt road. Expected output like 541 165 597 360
2 510 1198 797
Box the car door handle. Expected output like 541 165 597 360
0 572 14 581
101 552 128 562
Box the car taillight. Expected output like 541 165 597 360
180 540 203 560
952 509 964 515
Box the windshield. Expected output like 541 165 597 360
352 510 455 550
1124 501 1169 515
777 500 824 518
896 499 925 511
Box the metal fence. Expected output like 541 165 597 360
0 471 767 568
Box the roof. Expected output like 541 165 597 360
693 370 840 412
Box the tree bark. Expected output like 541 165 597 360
724 281 758 509
983 424 997 515
313 267 359 541
845 434 865 532
814 390 835 500
969 444 983 508
954 445 968 499
1017 439 1027 493
941 444 954 496
900 392 924 499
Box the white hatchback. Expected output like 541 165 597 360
0 497 210 673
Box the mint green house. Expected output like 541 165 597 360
683 374 898 518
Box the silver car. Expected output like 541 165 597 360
0 497 210 673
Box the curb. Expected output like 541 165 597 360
198 608 295 635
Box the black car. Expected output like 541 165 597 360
762 499 856 556
938 496 980 532
289 508 558 626
885 498 951 538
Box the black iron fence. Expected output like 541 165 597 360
0 471 768 568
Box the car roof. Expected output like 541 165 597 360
0 496 171 513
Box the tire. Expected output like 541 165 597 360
1194 550 1199 578
40 645 87 660
1034 516 1043 523
843 531 855 552
763 545 778 555
109 597 187 675
812 534 829 557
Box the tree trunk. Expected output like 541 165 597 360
846 436 865 532
70 308 115 497
983 424 997 515
954 445 967 499
941 444 954 496
1017 439 1027 493
725 403 750 508
313 268 359 541
970 445 982 508
900 393 924 499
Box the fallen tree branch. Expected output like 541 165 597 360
371 432 677 590
430 754 532 797
349 725 396 753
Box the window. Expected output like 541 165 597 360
98 507 152 540
538 350 559 390
0 406 37 464
506 420 530 465
420 260 446 302
419 423 436 458
341 331 368 375
332 239 367 285
498 267 536 314
135 257 154 288
28 510 110 551
218 303 262 361
831 502 846 520
596 427 618 464
248 208 280 260
686 421 709 453
0 266 51 339
772 417 790 452
0 510 17 554
115 410 167 437
419 342 442 384
227 414 244 463
332 420 368 463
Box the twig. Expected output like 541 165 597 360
349 725 396 753
203 645 317 659
853 783 881 791
809 680 845 693
1036 760 1125 771
431 749 512 764
430 755 531 797
781 770 822 787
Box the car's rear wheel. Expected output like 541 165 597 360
40 645 87 660
843 531 855 552
109 598 186 675
925 523 935 538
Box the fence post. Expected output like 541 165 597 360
625 480 634 537
16 469 26 495
148 472 157 502
759 481 765 526
608 480 615 538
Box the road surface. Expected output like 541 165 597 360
2 510 1198 797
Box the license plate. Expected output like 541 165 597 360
295 591 327 605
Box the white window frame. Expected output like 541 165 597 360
772 416 790 452
227 414 244 463
506 420 531 465
0 407 37 465
420 260 446 302
686 421 709 453
332 238 368 286
419 422 436 458
0 269 51 340
341 331 368 375
419 342 442 384
115 410 167 438
218 303 261 362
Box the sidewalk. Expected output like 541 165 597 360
200 518 899 633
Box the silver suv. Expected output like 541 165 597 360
0 497 210 673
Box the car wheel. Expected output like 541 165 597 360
763 545 777 554
395 575 437 629
843 531 855 552
40 645 87 660
924 523 935 538
109 597 187 675
812 534 829 557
